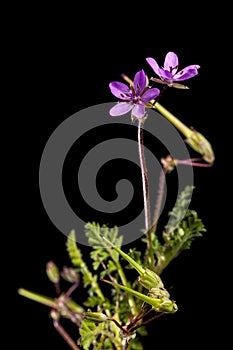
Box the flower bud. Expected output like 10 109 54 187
61 267 79 283
158 298 178 314
185 129 215 164
148 287 170 299
84 311 108 323
46 261 60 284
138 268 164 290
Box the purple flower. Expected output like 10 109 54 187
146 52 200 88
109 70 160 118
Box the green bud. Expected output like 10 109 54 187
84 311 108 323
102 237 178 313
102 279 178 314
148 287 170 300
138 268 164 290
155 102 215 164
157 298 178 314
185 130 215 164
46 261 60 283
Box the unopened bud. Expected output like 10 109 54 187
46 261 60 284
149 287 170 299
84 311 108 323
61 267 79 283
138 268 164 290
158 298 178 314
185 129 215 164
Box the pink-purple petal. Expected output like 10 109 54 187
158 68 173 80
164 52 179 72
141 88 160 103
134 70 147 95
109 82 131 100
146 57 161 77
173 65 200 81
109 102 133 116
132 104 146 119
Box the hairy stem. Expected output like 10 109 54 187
138 121 154 268
138 120 151 232
65 282 79 298
53 319 80 350
150 168 167 235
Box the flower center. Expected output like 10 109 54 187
132 94 140 104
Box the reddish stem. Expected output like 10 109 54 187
53 319 80 350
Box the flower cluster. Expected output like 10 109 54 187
109 51 200 119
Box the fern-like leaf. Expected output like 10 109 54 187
85 222 123 271
66 229 83 267
163 209 206 255
66 230 105 301
154 186 206 275
78 320 98 350
165 185 195 234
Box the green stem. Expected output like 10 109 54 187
102 279 177 312
18 288 84 315
80 261 105 301
106 247 138 317
91 232 138 316
102 236 144 275
18 288 57 308
154 102 215 164
154 102 192 138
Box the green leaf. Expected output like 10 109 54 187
66 229 83 267
78 320 115 350
90 249 109 271
165 185 195 234
100 260 117 279
66 230 105 301
127 248 142 265
79 320 97 350
83 296 105 308
85 222 123 251
85 222 123 274
154 187 207 274
103 338 115 350
163 209 206 255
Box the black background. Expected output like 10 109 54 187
9 9 229 350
